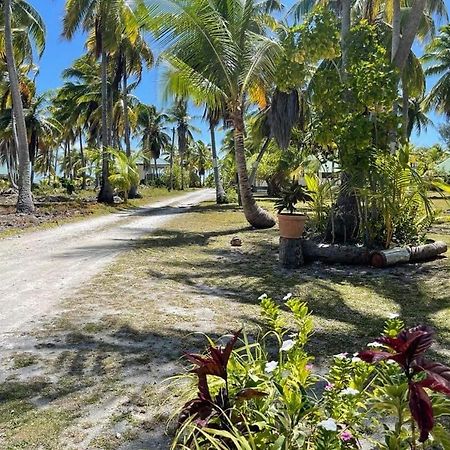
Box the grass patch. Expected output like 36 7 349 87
11 352 38 369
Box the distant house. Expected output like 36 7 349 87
136 157 170 182
437 157 450 174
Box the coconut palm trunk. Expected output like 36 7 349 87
402 74 409 142
392 0 427 71
392 0 401 60
4 0 34 213
79 129 87 189
209 123 227 204
123 62 138 198
98 45 114 203
169 127 175 191
232 109 275 229
249 137 271 187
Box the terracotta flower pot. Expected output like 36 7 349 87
278 213 307 239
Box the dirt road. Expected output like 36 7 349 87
0 189 214 342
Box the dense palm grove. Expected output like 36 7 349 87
1 0 450 243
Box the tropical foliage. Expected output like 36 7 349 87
171 295 450 449
0 0 449 242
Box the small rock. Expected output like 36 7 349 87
230 236 242 247
113 195 124 204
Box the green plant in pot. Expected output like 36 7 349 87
275 178 312 238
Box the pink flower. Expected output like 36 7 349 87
340 431 353 442
306 364 313 371
325 383 334 391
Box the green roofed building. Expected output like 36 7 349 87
437 157 450 174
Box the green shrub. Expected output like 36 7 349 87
170 295 450 449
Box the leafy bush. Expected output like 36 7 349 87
275 179 312 214
171 295 450 449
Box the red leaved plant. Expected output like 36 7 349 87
359 325 450 442
179 330 266 429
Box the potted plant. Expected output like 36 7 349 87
275 179 312 238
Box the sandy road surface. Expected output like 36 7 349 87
0 189 214 342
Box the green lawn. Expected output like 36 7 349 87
0 199 448 449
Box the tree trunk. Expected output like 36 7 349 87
249 137 270 187
68 139 73 180
123 65 131 158
98 44 114 204
409 241 447 262
209 123 227 204
329 0 358 243
232 108 275 229
302 240 370 265
154 158 158 180
402 73 409 142
5 0 34 213
180 155 185 190
370 248 411 267
279 237 304 269
392 0 427 72
169 127 175 190
340 0 351 81
54 146 59 181
391 0 401 61
79 129 86 189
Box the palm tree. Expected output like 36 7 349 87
168 99 195 191
423 25 450 118
2 0 45 213
135 104 170 181
63 0 136 203
155 0 278 228
205 107 227 204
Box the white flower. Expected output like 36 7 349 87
334 353 348 360
352 357 362 363
367 341 384 348
265 361 278 373
341 388 359 396
281 339 295 352
388 313 400 319
386 359 397 365
258 293 268 300
318 418 337 432
283 293 293 301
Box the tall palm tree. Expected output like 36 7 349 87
205 107 227 204
423 25 450 118
168 99 194 191
2 0 45 213
135 104 170 180
63 0 136 203
155 0 278 228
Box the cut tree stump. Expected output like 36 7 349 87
370 248 411 268
409 241 447 262
301 240 370 265
279 237 304 269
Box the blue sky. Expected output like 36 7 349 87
29 0 449 147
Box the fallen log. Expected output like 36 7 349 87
409 241 447 262
370 248 411 268
370 241 447 267
301 240 370 265
279 237 304 269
